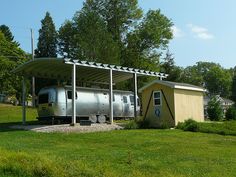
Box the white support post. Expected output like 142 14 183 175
31 28 35 107
133 73 138 118
109 69 113 124
71 63 76 126
22 77 26 125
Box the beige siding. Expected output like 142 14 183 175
174 89 204 125
141 84 175 127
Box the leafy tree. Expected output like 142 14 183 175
160 50 184 82
161 49 174 74
204 66 232 98
58 20 77 58
207 96 224 121
35 12 57 57
0 31 28 101
84 0 143 43
232 72 236 102
180 62 232 98
75 7 119 64
123 10 173 70
167 66 184 82
59 2 173 71
225 105 236 121
182 62 220 86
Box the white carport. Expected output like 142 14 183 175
13 58 168 125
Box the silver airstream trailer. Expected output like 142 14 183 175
37 86 140 122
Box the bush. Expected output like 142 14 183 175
124 120 139 129
124 117 150 129
225 105 236 120
177 120 236 136
177 119 199 132
207 96 224 121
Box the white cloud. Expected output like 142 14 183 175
187 24 214 40
171 26 184 38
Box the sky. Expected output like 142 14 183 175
0 0 236 69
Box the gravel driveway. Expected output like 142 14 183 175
10 123 124 133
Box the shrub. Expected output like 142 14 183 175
177 119 199 132
124 117 150 129
124 120 139 129
207 96 224 121
136 117 150 129
225 105 236 120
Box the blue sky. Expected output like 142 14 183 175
1 0 235 68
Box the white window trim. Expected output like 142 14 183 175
153 91 162 106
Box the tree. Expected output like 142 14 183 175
58 2 173 90
225 105 236 120
35 12 58 94
161 49 174 74
0 25 19 46
0 25 14 42
58 20 77 58
181 62 220 86
207 96 224 121
232 72 236 102
84 0 143 43
35 12 57 57
160 50 184 82
123 10 173 70
0 31 28 101
204 66 232 98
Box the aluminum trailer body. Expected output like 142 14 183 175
37 86 140 121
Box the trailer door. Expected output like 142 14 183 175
66 90 77 116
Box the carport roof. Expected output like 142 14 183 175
13 58 168 84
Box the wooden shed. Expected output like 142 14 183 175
139 80 205 127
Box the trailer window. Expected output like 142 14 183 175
123 96 127 103
153 91 161 106
67 91 77 99
38 94 49 104
130 96 140 106
130 96 134 105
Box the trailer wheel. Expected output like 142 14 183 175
97 115 106 124
89 115 97 123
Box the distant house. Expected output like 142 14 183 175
204 95 235 117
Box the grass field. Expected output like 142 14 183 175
0 104 236 177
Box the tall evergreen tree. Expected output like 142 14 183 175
35 12 57 57
0 25 19 46
35 12 58 94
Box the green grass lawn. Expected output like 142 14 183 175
0 104 236 177
0 103 37 124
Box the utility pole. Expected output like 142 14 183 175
31 28 35 107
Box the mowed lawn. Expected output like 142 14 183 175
0 104 236 177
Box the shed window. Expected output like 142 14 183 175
153 91 161 106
